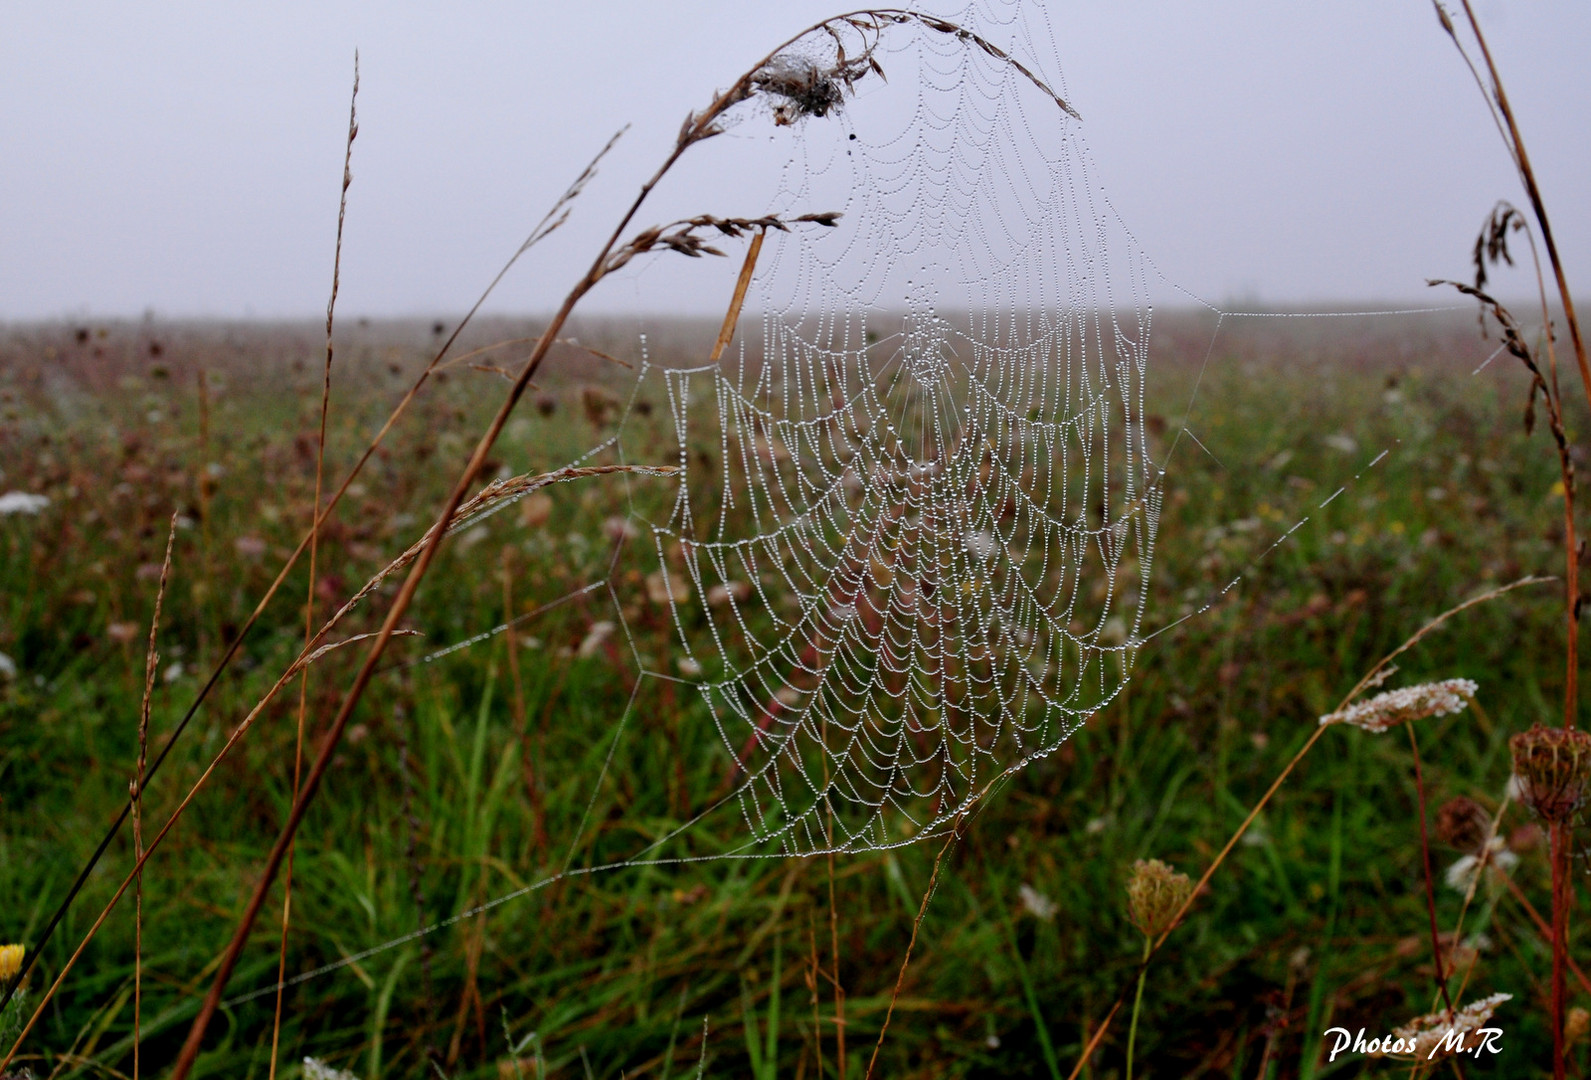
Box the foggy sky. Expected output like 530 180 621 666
2 1 1586 320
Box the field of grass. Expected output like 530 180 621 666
0 310 1581 1078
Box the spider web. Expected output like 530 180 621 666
610 3 1162 857
220 0 1500 1010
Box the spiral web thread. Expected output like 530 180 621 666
620 4 1161 857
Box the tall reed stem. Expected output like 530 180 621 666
1454 0 1591 424
268 53 358 1080
1551 821 1567 1079
1438 11 1584 1069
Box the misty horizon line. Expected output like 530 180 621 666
4 296 1574 331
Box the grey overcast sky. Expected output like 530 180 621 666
1 1 1586 320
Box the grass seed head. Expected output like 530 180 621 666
1125 859 1192 939
1317 678 1477 734
1509 723 1591 822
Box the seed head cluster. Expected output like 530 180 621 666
1509 723 1591 822
1125 859 1193 940
1317 678 1477 734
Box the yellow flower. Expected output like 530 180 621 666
0 944 23 981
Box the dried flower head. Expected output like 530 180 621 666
1509 724 1591 822
750 40 884 127
1125 859 1193 939
754 56 850 124
1317 678 1477 734
1386 992 1510 1060
0 944 22 982
1568 1006 1590 1049
1435 795 1492 854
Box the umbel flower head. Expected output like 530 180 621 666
1386 993 1511 1060
0 944 22 982
303 1059 360 1080
1509 724 1591 823
1318 679 1477 734
1125 859 1193 940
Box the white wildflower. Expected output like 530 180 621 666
0 652 14 680
1018 883 1057 921
303 1058 359 1080
0 492 48 516
707 581 751 607
1318 679 1477 734
577 621 615 658
1385 993 1510 1059
233 535 267 560
964 530 998 560
456 524 490 550
1505 772 1526 802
602 515 638 543
646 571 689 606
1444 838 1518 893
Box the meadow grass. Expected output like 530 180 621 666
0 311 1580 1077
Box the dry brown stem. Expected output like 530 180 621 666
132 514 176 1080
1442 1 1591 424
864 822 960 1079
270 52 357 1080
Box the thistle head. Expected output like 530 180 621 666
1509 724 1591 823
1125 859 1193 940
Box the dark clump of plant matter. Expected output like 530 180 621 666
751 55 863 124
